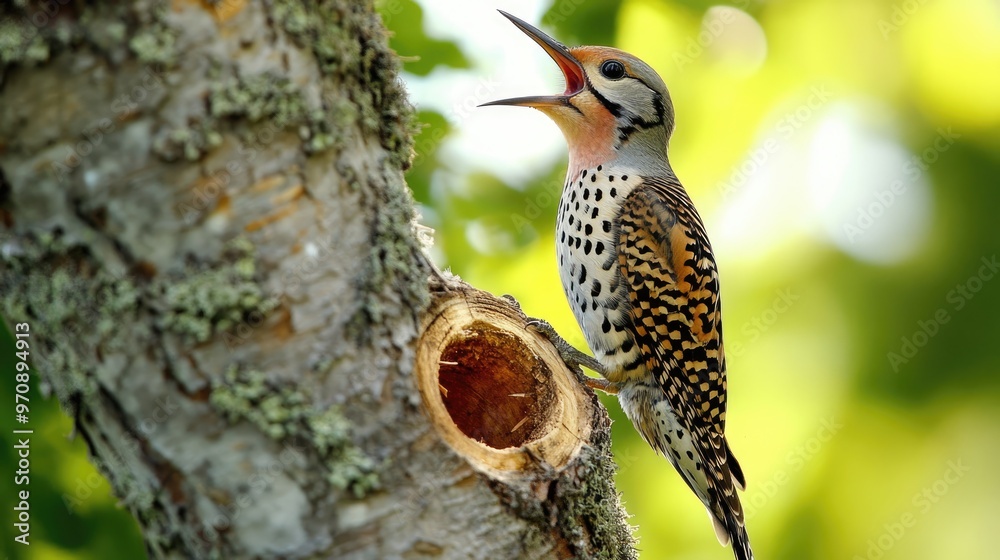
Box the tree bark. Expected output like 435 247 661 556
0 1 636 559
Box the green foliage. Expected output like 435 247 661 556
377 0 469 76
0 325 146 560
542 0 624 47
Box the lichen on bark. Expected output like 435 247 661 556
210 365 380 498
270 0 417 168
0 233 142 402
155 237 278 343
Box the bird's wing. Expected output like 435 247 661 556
616 178 743 521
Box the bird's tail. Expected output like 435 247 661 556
708 439 753 560
726 509 753 560
710 507 753 560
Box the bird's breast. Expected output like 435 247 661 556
555 166 645 380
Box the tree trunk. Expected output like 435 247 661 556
0 1 636 558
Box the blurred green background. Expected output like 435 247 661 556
3 0 1000 558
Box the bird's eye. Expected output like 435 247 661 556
600 60 626 80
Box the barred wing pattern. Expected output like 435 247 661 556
616 178 752 560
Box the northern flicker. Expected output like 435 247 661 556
482 12 752 560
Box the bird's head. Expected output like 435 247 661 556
483 11 675 174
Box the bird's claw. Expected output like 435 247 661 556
525 317 601 382
526 318 556 338
502 294 522 311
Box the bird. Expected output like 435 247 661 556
482 11 752 560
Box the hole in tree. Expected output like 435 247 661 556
437 321 555 449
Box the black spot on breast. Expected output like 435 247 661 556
601 316 611 333
575 237 581 249
583 188 590 200
595 189 603 202
578 265 587 284
575 201 580 211
622 175 629 181
560 231 566 243
590 174 596 183
603 220 612 233
576 221 581 232
584 224 593 235
595 242 605 255
621 338 634 353
591 280 602 297
676 429 683 438
584 240 592 254
569 215 574 225
597 164 603 171
582 169 588 178
686 450 694 460
591 207 599 219
571 191 577 202
610 187 617 198
609 176 615 182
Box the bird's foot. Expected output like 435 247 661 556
584 376 620 395
502 294 522 311
526 318 617 394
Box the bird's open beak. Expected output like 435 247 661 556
480 10 586 108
